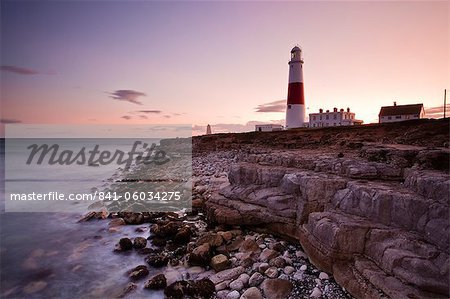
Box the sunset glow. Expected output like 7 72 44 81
1 1 449 135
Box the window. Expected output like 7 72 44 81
288 105 291 109
333 115 337 119
388 116 392 120
395 115 401 119
313 116 316 121
258 127 262 132
319 116 322 120
326 115 329 120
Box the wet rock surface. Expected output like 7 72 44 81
194 121 449 299
80 119 449 298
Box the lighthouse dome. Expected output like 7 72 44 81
291 46 301 53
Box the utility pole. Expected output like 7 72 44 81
444 89 447 118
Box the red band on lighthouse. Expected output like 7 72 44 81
287 82 305 105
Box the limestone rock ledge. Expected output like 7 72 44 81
203 143 449 299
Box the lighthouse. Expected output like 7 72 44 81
285 46 305 129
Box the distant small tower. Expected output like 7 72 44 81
285 46 306 129
206 124 212 135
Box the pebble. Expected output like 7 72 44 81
258 263 269 273
293 270 304 281
249 272 264 286
252 262 261 271
238 273 250 285
226 290 241 299
319 272 329 280
296 250 308 259
240 287 263 299
279 274 289 280
217 290 229 299
300 264 307 271
310 287 322 298
269 256 286 268
264 267 278 278
215 280 230 291
229 279 244 291
283 266 295 275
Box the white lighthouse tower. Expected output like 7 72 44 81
285 46 305 129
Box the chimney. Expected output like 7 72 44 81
347 107 350 112
393 101 397 106
333 107 337 112
319 108 323 113
326 109 330 113
340 108 344 112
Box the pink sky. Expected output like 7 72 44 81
1 1 449 136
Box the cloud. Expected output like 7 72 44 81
163 115 171 118
0 118 22 124
1 65 40 75
255 100 286 113
109 90 146 105
425 104 450 118
137 110 161 114
121 115 132 120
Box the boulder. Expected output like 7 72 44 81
128 265 149 280
269 256 286 268
264 267 278 278
210 266 245 284
188 243 212 267
241 287 263 299
174 226 192 244
118 238 132 251
239 239 260 253
145 253 168 268
249 272 264 286
133 237 147 249
260 278 293 299
164 279 214 299
118 282 137 298
144 274 167 290
259 249 279 262
109 218 126 227
150 221 181 237
197 232 224 247
211 254 230 272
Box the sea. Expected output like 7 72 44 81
0 138 174 298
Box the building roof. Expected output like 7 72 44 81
378 103 423 117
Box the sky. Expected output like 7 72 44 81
1 0 449 136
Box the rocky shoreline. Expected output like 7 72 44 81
85 211 353 299
82 119 449 299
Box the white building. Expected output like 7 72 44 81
309 107 363 128
255 124 284 132
378 102 425 123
